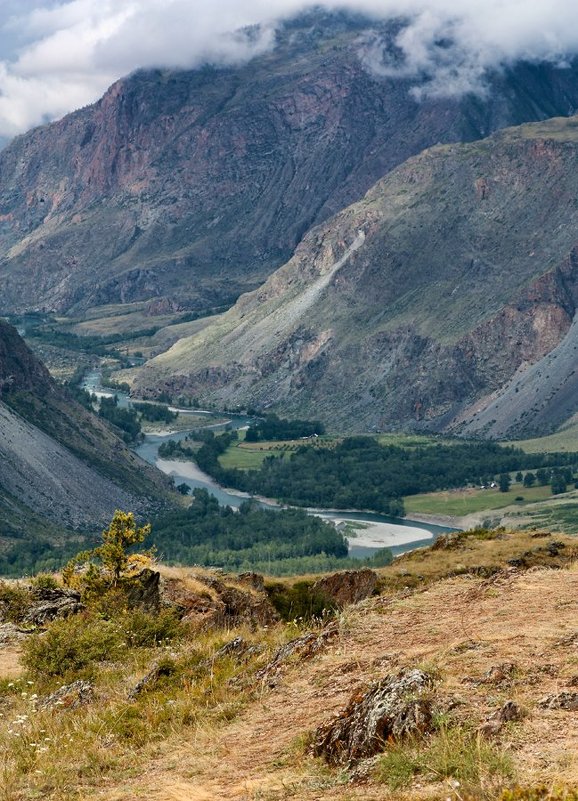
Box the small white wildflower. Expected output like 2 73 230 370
27 681 34 686
7 682 14 688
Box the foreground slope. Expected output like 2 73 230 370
3 530 578 799
0 320 169 543
3 12 578 314
136 116 578 437
138 566 578 800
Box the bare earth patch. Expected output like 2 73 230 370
0 646 23 679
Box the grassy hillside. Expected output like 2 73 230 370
2 529 578 799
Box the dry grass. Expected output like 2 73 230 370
0 647 23 679
376 528 578 592
3 534 578 799
74 562 578 801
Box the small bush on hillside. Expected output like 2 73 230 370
30 573 59 591
375 721 514 793
22 614 125 680
267 581 337 622
466 527 506 541
0 581 31 623
121 607 183 648
22 607 183 681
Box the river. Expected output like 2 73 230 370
82 370 457 558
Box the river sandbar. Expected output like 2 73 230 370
324 518 434 549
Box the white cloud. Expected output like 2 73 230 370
2 0 578 138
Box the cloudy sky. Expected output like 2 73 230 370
1 0 578 139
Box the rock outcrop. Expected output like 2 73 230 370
160 572 278 631
312 668 434 765
256 624 339 683
23 588 85 627
312 569 378 608
39 680 95 711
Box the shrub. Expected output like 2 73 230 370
120 607 183 648
22 614 125 680
267 581 337 622
0 581 31 623
30 573 60 591
21 606 183 681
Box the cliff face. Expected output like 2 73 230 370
0 321 168 535
3 13 578 314
133 116 578 437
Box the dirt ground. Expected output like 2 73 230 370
0 645 23 679
85 564 578 801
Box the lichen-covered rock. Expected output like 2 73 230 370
128 660 176 700
24 588 84 626
481 662 518 685
237 572 266 592
39 680 94 710
311 569 378 608
257 624 339 682
539 692 578 711
479 700 525 737
0 623 30 645
311 668 434 765
160 572 278 630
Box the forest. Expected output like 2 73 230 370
151 489 392 575
189 432 577 514
244 414 325 442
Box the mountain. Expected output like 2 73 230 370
3 11 578 315
132 115 578 438
0 320 169 549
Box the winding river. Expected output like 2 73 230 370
82 371 456 558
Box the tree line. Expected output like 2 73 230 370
244 413 325 442
184 432 577 514
150 488 392 575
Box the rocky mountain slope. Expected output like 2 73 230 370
133 115 578 438
0 320 169 542
3 12 578 315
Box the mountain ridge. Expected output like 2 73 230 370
131 115 578 437
3 13 578 314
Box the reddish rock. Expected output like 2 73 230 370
312 569 378 608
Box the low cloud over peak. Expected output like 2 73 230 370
1 0 578 139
